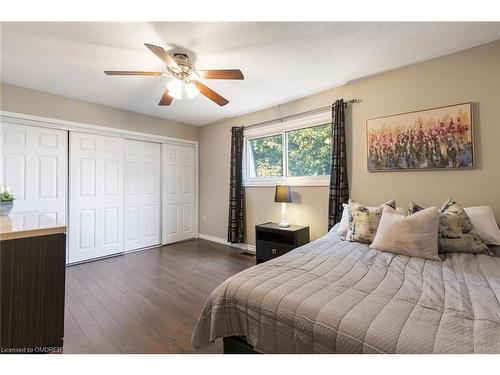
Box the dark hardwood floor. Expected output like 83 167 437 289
63 239 255 354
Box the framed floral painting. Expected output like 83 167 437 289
366 102 474 171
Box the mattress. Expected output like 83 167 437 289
192 227 500 353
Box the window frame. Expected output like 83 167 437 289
243 111 332 187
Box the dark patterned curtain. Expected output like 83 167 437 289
328 99 350 230
227 126 246 243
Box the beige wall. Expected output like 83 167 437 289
0 83 199 141
199 40 500 245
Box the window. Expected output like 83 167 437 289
248 134 283 178
244 113 332 186
287 124 332 177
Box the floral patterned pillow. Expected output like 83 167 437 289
409 199 491 255
408 201 425 216
346 199 396 244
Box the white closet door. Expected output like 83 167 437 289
162 143 196 244
0 123 67 224
69 132 124 263
124 139 161 251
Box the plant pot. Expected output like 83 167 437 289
0 201 14 216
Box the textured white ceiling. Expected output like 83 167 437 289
1 22 500 126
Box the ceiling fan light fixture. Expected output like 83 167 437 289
167 78 183 100
185 82 200 99
105 43 243 106
189 71 200 80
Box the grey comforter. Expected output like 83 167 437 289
192 227 500 353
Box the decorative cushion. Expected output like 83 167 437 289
346 199 396 244
336 203 349 238
464 206 500 246
409 199 491 255
370 206 441 261
395 207 407 216
408 201 425 216
489 245 500 257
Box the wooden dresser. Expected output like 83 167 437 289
0 213 66 354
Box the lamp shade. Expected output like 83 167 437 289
274 185 292 203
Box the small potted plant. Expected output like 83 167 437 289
0 186 15 216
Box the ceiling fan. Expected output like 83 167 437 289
104 43 244 107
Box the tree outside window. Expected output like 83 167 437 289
287 124 332 177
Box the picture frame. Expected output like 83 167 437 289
366 102 474 171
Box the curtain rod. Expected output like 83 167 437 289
242 99 361 130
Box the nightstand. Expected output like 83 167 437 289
255 222 310 264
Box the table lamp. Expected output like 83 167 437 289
275 185 292 228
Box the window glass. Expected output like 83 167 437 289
286 124 332 177
248 134 283 177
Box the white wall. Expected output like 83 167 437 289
0 83 199 142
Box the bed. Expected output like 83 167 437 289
192 225 500 354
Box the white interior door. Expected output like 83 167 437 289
69 132 124 263
162 143 196 244
124 139 161 251
0 123 67 224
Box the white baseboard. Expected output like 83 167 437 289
198 233 256 253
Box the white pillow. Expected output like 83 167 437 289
464 206 500 245
395 207 407 216
370 206 441 261
336 203 349 238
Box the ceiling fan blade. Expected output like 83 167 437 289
104 70 162 76
159 89 173 106
195 69 244 80
144 43 180 70
193 80 229 106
